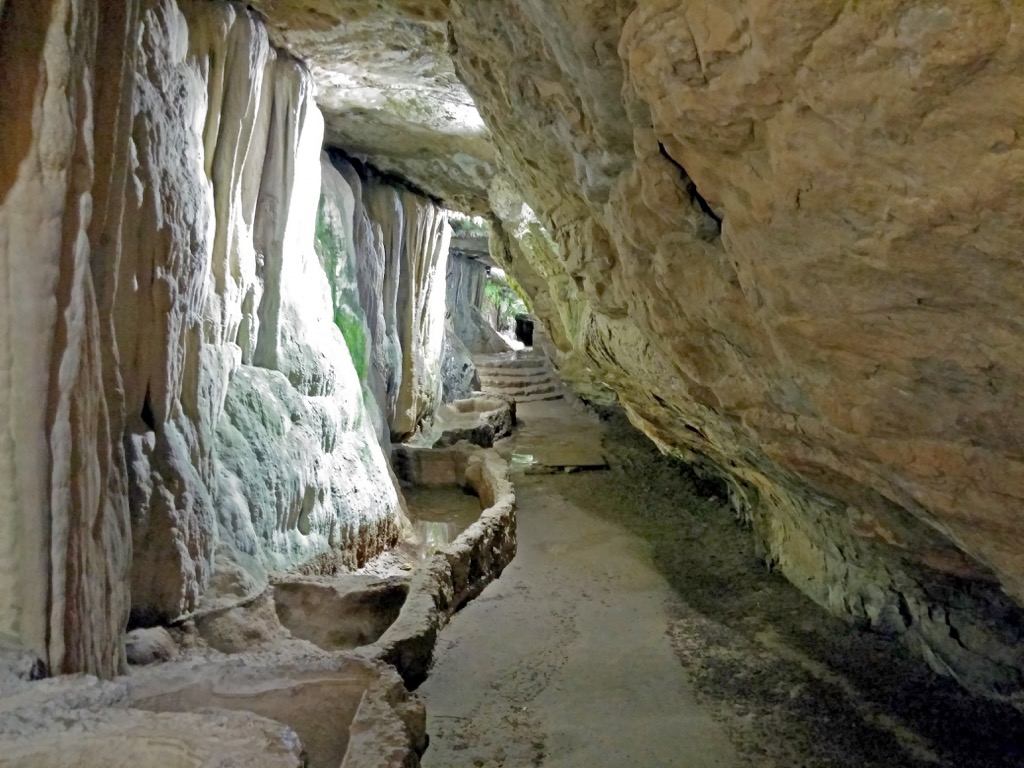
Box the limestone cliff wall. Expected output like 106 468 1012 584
0 0 449 676
448 1 1024 701
448 254 486 313
445 253 508 358
0 0 137 680
316 152 452 442
121 0 409 629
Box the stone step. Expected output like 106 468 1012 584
511 391 565 403
481 381 560 397
477 371 556 386
473 355 548 372
477 366 550 378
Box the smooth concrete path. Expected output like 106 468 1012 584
418 400 739 768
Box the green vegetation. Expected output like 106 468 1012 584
314 194 370 381
484 276 528 331
448 211 490 238
505 272 532 312
333 306 369 381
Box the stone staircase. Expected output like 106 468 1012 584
473 351 565 404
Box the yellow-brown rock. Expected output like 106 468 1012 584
444 0 1024 700
3 0 1024 708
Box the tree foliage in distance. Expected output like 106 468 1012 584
484 277 527 332
449 211 490 238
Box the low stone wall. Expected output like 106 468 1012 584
374 444 517 686
0 430 518 767
0 653 426 768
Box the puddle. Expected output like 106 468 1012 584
510 452 537 471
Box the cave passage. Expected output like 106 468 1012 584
5 1 1024 766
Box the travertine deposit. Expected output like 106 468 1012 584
0 652 426 768
0 0 456 677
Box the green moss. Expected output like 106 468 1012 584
505 273 533 313
334 307 368 381
315 193 370 381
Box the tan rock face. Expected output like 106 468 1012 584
3 0 1023 705
440 0 1024 699
249 0 495 211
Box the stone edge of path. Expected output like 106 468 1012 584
0 652 426 768
0 436 517 767
379 442 517 688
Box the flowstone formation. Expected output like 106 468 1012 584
0 0 455 677
0 0 524 760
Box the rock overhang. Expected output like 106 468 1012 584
247 0 496 212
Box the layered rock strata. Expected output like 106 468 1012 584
246 0 495 212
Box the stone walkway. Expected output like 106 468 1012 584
417 398 1024 768
418 400 738 767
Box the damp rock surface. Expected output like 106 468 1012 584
0 708 306 768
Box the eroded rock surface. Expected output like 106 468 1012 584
125 627 179 666
440 0 1024 702
0 651 426 768
0 708 306 768
248 0 495 211
446 248 509 356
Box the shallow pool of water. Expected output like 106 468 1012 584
403 485 483 557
